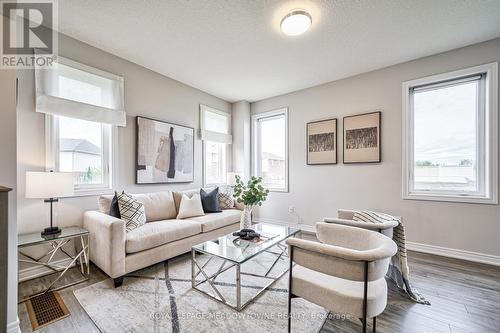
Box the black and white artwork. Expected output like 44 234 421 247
343 112 381 163
136 116 194 184
345 127 378 149
307 118 337 165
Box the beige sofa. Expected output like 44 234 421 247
83 189 242 287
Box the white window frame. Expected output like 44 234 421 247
402 63 498 204
200 105 231 187
45 115 117 196
252 107 289 192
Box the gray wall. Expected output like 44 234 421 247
251 38 500 257
17 33 231 235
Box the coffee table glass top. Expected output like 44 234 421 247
18 226 89 248
192 223 300 263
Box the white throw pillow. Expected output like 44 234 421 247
176 193 205 219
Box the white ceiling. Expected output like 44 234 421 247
59 0 500 102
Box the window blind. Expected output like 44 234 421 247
35 54 126 127
200 104 232 144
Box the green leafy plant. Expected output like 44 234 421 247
233 175 270 207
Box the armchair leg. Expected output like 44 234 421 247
373 317 376 333
113 276 124 288
288 247 294 333
362 261 368 333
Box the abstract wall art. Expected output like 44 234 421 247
136 116 194 184
343 111 381 163
307 118 337 165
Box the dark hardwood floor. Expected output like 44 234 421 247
18 250 500 333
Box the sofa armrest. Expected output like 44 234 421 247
83 211 126 278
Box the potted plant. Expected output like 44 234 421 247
233 175 270 230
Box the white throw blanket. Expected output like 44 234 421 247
352 211 431 305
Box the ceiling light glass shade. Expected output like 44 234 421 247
280 10 312 36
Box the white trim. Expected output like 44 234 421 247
402 62 498 204
6 317 20 333
18 257 75 282
251 107 289 192
406 241 500 267
254 218 500 266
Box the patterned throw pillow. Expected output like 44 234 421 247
117 192 146 232
218 192 235 209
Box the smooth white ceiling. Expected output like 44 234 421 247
59 0 500 102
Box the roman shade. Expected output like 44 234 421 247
35 54 126 127
199 104 232 144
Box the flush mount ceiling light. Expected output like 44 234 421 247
280 10 312 36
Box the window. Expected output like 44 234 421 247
49 115 113 193
200 105 231 186
38 56 124 195
252 108 288 192
403 63 498 203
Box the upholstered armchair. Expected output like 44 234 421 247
286 223 397 333
323 209 399 238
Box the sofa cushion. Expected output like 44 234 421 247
173 189 199 212
117 192 147 232
98 194 114 214
200 187 221 213
126 220 201 253
187 209 241 232
98 192 177 222
134 192 177 222
218 192 235 209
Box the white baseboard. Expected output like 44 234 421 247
18 257 75 282
254 217 500 267
7 317 20 333
406 241 500 267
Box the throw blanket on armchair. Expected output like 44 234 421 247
352 211 431 305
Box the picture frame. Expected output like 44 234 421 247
306 118 337 165
343 111 381 164
136 116 195 184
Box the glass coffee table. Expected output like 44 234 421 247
191 223 300 311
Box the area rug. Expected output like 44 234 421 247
74 252 327 332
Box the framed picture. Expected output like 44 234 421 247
307 118 337 165
136 116 194 184
343 111 381 163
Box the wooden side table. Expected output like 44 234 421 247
18 226 90 303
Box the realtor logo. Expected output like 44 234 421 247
1 0 57 68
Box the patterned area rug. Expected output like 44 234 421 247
74 252 327 333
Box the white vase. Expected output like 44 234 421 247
240 205 254 230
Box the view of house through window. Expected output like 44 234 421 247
254 109 288 191
56 116 111 188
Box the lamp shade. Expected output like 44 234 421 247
26 172 74 199
226 172 239 186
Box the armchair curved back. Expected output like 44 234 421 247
288 223 397 282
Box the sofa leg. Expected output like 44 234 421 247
114 276 124 288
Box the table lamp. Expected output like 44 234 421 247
26 171 74 236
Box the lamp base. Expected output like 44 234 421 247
41 226 61 237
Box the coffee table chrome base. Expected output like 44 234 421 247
191 243 289 311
